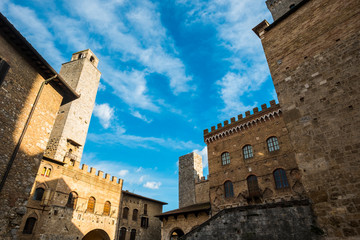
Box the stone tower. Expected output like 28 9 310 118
44 49 101 164
178 152 203 208
266 0 303 21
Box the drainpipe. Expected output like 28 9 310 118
0 75 58 193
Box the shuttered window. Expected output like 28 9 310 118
87 197 96 213
103 201 111 216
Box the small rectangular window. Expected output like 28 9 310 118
141 217 149 228
0 58 10 86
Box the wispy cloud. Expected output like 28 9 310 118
118 169 129 177
143 181 162 189
93 103 115 129
177 0 272 117
130 110 153 123
88 127 202 150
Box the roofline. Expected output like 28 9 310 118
122 190 168 205
0 12 79 104
265 0 310 32
155 202 211 218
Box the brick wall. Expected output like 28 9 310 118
258 0 360 237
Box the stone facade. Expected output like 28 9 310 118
18 50 126 240
204 101 306 213
254 0 360 238
182 200 319 240
118 191 166 240
20 159 122 240
0 13 77 240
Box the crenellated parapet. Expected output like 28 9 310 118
203 100 282 144
65 163 122 185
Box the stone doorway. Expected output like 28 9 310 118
83 229 110 240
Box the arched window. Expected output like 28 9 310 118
45 168 51 177
66 192 78 209
130 229 136 240
170 229 184 240
33 188 44 201
224 181 234 198
274 169 289 189
247 175 260 197
119 227 127 240
23 217 36 234
221 152 230 165
87 197 96 213
243 145 253 159
103 201 111 216
132 209 138 221
41 167 46 176
267 136 280 152
122 207 129 219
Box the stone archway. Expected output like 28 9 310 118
83 229 110 240
169 228 184 240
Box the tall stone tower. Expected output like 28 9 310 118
266 0 303 21
178 152 203 208
44 49 101 164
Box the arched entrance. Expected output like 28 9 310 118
83 229 110 240
170 228 184 240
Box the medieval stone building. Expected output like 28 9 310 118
119 190 167 240
159 0 360 239
0 12 78 240
0 13 166 240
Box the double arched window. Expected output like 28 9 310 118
243 145 253 159
40 167 51 177
132 209 138 221
221 152 230 165
33 188 44 201
23 217 37 234
267 136 280 152
123 207 129 219
273 169 289 189
66 191 78 209
224 181 234 198
87 197 96 213
103 201 111 216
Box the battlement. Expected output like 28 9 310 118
66 163 122 185
203 100 281 143
195 175 209 184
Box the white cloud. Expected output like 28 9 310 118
136 167 143 172
177 0 272 116
143 181 162 189
67 0 193 99
5 3 65 68
93 103 115 129
88 128 202 150
194 146 208 169
98 82 106 91
130 110 153 123
118 169 129 177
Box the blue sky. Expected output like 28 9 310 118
1 0 276 211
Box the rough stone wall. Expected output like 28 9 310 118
179 153 203 208
204 102 305 213
161 212 209 240
257 0 360 238
181 200 319 240
19 159 123 240
119 192 164 240
195 180 210 205
266 0 303 21
44 49 101 163
0 34 64 239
